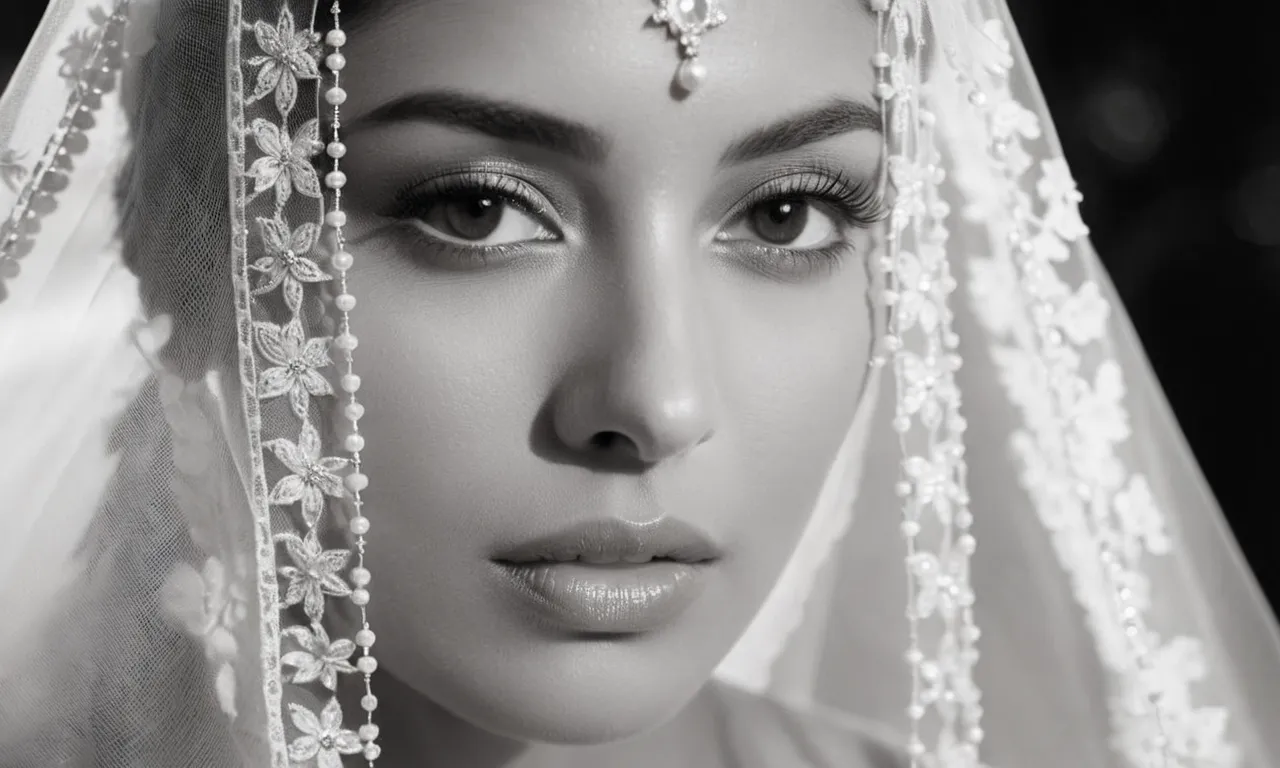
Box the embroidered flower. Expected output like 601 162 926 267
904 444 958 523
1056 280 1111 346
0 149 26 192
276 531 352 620
255 319 334 419
287 698 362 768
247 5 320 114
251 216 329 311
900 351 960 427
894 248 943 334
282 622 357 691
1113 475 1171 559
264 422 349 527
247 118 322 205
991 99 1041 143
161 556 248 718
1036 159 1089 241
888 157 929 235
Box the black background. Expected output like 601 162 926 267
4 3 1278 610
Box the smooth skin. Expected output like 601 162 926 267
328 1 890 765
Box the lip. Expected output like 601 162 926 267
492 518 721 634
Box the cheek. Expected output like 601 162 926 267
700 264 874 596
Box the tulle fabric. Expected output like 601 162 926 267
0 1 1276 767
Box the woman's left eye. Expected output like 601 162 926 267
718 197 841 250
409 191 556 247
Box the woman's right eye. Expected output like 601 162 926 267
409 191 557 247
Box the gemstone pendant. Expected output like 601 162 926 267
650 0 728 94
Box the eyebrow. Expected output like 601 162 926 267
343 90 610 164
343 91 881 167
718 99 883 166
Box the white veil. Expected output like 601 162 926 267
0 1 1276 766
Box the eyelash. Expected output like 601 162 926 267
720 169 886 278
389 171 559 266
387 167 885 274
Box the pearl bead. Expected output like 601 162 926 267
331 251 354 271
340 373 361 393
351 588 370 606
345 402 365 421
875 83 896 101
349 514 371 535
356 629 377 648
900 521 920 538
359 724 380 742
335 333 358 351
356 655 378 674
363 743 381 761
344 433 365 452
870 0 889 10
675 58 707 92
326 141 347 159
325 87 347 106
895 481 913 498
326 29 347 47
892 415 911 433
326 52 347 72
345 472 369 493
335 293 356 312
325 170 347 189
324 209 347 228
351 567 371 587
906 704 925 720
872 52 891 68
360 694 378 712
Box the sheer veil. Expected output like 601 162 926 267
1 1 1277 767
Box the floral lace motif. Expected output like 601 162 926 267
229 2 367 763
958 18 1238 768
877 4 983 765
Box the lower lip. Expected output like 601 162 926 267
495 560 711 634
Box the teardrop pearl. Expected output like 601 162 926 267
675 58 707 93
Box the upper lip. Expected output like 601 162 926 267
493 517 722 565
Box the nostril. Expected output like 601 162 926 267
589 431 626 451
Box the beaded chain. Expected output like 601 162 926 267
320 2 383 762
871 2 984 766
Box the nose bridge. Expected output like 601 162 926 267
607 211 717 454
553 205 720 465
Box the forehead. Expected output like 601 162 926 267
341 0 879 155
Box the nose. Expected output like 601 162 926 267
551 250 718 467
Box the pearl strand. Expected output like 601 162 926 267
872 5 927 762
321 4 380 763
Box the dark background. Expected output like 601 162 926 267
4 3 1278 610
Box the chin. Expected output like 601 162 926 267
418 629 718 745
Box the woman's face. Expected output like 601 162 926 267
336 0 882 745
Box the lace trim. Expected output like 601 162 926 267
955 16 1239 768
0 2 131 302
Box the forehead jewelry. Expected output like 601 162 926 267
650 0 728 94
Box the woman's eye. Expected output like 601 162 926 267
412 192 554 246
721 198 840 250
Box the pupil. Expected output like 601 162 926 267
750 199 808 245
444 195 503 240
